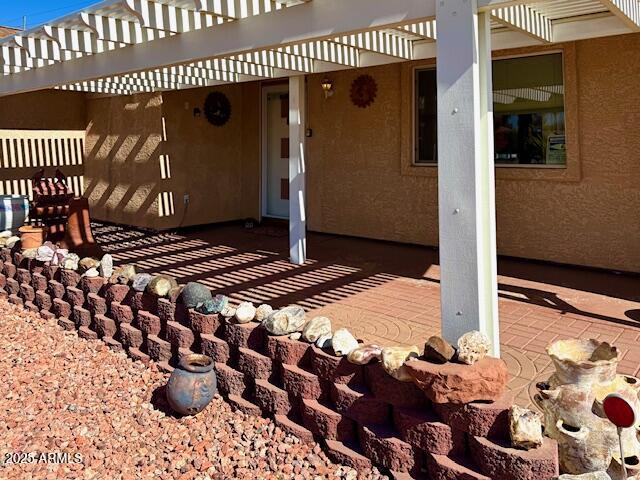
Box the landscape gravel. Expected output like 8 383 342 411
0 300 389 480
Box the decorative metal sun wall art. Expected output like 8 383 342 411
350 74 378 108
204 91 231 126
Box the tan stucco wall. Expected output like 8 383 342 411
306 33 640 273
0 90 86 130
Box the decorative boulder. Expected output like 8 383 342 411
235 302 257 324
316 333 332 349
424 335 456 364
36 242 56 262
554 473 612 480
302 316 332 343
220 306 236 319
181 282 212 309
196 294 228 315
61 253 80 270
263 306 306 336
22 248 38 259
6 236 20 249
405 357 509 404
109 265 136 285
147 274 178 297
82 267 99 278
132 273 153 293
289 332 302 341
381 345 420 382
0 230 12 238
79 257 100 272
509 405 543 450
457 330 491 365
255 304 273 322
99 254 114 279
347 344 383 365
331 328 358 357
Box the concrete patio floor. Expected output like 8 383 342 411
94 221 640 408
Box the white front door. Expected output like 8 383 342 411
263 89 290 219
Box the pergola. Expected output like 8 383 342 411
1 0 638 354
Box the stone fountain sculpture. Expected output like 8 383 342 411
536 339 640 479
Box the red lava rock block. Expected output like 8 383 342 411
426 453 490 480
146 335 173 362
214 363 247 396
273 415 315 443
365 363 429 409
52 298 72 318
111 302 134 324
310 345 364 385
31 272 47 292
254 379 291 415
65 287 85 308
166 321 195 349
238 347 273 380
0 273 6 289
359 424 420 474
128 347 151 365
404 358 509 404
60 269 80 288
301 399 356 442
188 309 221 335
157 298 176 323
330 383 390 425
469 436 559 480
137 311 162 336
40 309 55 320
73 306 92 327
434 391 515 439
78 325 98 340
25 300 40 313
6 277 19 295
282 363 323 400
1 248 11 262
3 262 16 279
0 290 7 300
12 252 23 266
47 280 65 299
19 283 35 302
105 284 130 304
393 406 466 456
156 361 174 373
94 314 118 339
43 264 59 281
227 394 262 417
87 293 107 317
199 334 230 364
266 335 311 366
16 268 31 285
119 323 144 349
80 276 105 295
57 317 76 331
34 291 52 312
225 321 266 351
103 336 124 352
8 293 23 306
128 292 156 314
325 440 373 472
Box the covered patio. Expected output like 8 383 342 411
93 221 640 408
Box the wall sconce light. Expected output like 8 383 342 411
193 107 201 118
321 78 334 99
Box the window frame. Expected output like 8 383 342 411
411 50 567 169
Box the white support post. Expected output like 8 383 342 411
436 0 500 356
289 75 307 265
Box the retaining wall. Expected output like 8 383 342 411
0 248 559 480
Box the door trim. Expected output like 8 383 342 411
261 83 289 220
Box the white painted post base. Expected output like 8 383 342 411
436 0 500 356
289 75 307 265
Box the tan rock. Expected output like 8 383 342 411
255 304 273 322
263 306 306 336
509 405 543 450
405 356 509 403
381 345 420 382
109 264 137 285
235 302 256 324
331 329 358 357
302 316 331 343
347 344 383 365
457 330 491 365
147 275 178 297
555 473 612 480
424 335 456 364
79 257 100 272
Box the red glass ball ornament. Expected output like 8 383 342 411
603 394 637 428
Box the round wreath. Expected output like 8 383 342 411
350 74 378 108
204 91 231 126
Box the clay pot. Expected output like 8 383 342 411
18 225 46 250
547 339 618 386
166 354 217 416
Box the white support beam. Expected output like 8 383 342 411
235 50 314 73
0 0 435 96
278 41 359 68
598 0 640 30
43 25 123 54
399 20 437 40
492 4 553 42
436 0 499 355
333 31 413 60
124 0 224 33
289 75 306 265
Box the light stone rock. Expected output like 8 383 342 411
22 248 37 259
235 302 257 324
347 344 382 365
147 275 178 297
132 273 153 293
289 332 302 341
457 330 491 365
509 405 543 450
555 472 612 480
180 282 212 309
61 253 80 270
99 254 114 279
5 236 20 249
255 304 273 322
221 306 236 319
316 333 332 349
36 243 56 262
301 316 332 343
262 306 306 336
51 248 68 266
381 345 420 382
109 265 136 285
331 329 359 357
79 257 101 272
0 237 6 246
83 267 99 278
0 230 12 238
424 335 456 364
